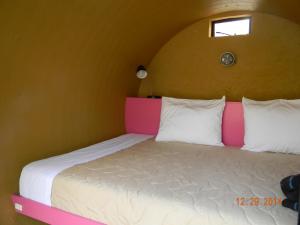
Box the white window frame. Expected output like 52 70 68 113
210 16 252 38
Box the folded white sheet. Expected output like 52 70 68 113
19 134 153 206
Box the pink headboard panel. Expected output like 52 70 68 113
222 102 244 147
125 97 244 147
125 97 162 135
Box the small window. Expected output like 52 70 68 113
211 17 251 37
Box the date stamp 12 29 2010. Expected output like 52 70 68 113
236 197 282 207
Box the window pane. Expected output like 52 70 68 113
213 18 250 37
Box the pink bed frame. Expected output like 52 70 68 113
12 97 244 225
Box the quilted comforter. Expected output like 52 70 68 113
52 139 300 225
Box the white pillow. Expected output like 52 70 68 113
242 97 300 154
155 96 225 146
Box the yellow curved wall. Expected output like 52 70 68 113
0 1 300 225
139 13 300 101
0 1 201 225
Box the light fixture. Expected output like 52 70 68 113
220 52 236 66
136 65 148 79
135 65 160 99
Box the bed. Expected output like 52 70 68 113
12 97 300 225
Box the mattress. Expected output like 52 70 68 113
51 138 300 225
20 134 153 206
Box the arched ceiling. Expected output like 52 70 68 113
1 0 299 71
184 0 300 24
0 2 299 224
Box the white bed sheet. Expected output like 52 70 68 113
19 133 153 206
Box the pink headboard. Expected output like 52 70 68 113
125 97 244 147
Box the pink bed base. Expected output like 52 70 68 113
12 97 245 225
11 195 105 225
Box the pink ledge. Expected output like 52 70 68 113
11 194 106 225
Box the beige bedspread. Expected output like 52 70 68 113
52 139 300 225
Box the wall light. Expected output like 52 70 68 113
135 65 160 99
136 65 148 79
